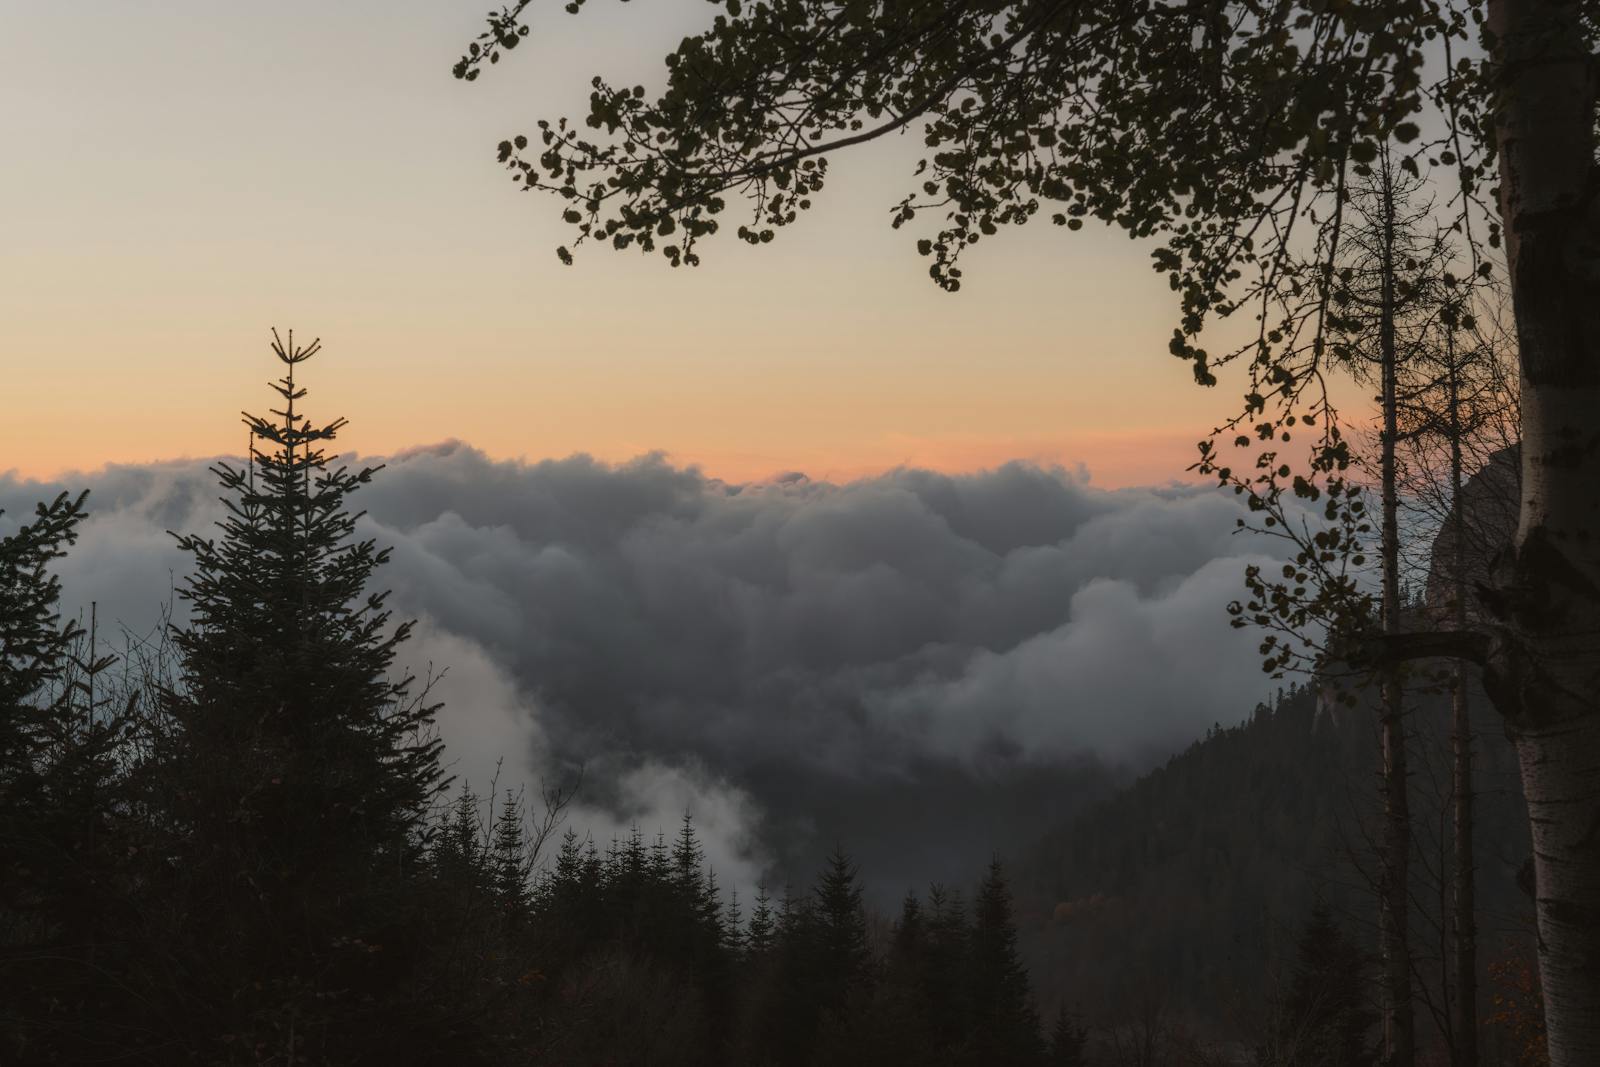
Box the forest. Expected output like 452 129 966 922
7 0 1600 1064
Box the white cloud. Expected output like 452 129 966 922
5 446 1294 890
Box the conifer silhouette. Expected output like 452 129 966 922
153 329 447 1058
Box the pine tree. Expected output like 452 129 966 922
672 809 705 891
0 494 93 855
747 883 777 957
925 884 972 1051
893 890 925 962
165 331 445 876
812 845 871 999
432 784 486 889
723 885 745 954
700 865 727 943
152 330 448 1057
553 826 585 884
0 492 125 1060
650 827 671 878
966 859 1045 1065
490 789 530 915
862 891 940 1067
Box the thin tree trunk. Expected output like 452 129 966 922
1451 665 1476 1065
1487 2 1600 1064
1448 340 1478 1067
1377 151 1415 1067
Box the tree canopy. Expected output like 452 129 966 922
454 3 1600 1061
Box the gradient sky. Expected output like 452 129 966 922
4 1 1263 487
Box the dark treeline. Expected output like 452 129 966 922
0 334 1066 1065
1023 676 1541 1064
430 801 1061 1066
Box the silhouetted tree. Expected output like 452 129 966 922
967 859 1045 1065
748 883 777 957
925 884 973 1052
490 789 531 917
433 784 488 889
151 329 447 1059
0 492 88 792
862 891 942 1066
812 846 872 1001
1334 148 1439 1067
0 492 131 1061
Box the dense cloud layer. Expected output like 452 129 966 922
2 446 1287 897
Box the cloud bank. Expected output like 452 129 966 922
2 446 1287 897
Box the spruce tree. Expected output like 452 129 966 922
672 809 705 892
490 789 530 915
0 493 86 764
812 845 871 1000
864 891 940 1067
0 494 95 867
925 884 972 1051
893 891 924 956
747 883 777 957
433 784 486 890
0 492 122 1060
154 330 447 1056
1 490 82 814
723 885 744 954
166 331 444 874
966 859 1045 1065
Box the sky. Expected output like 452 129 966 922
2 0 1230 487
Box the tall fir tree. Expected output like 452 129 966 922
966 859 1045 1065
165 330 444 875
862 891 940 1067
925 884 973 1052
490 789 530 916
812 845 872 1001
747 883 777 957
0 492 87 795
672 809 705 892
433 784 487 890
152 330 447 1058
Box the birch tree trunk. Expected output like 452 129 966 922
1487 2 1600 1064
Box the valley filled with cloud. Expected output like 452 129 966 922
3 445 1290 898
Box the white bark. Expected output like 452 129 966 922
1487 2 1600 1064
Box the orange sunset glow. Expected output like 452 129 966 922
3 1 1246 488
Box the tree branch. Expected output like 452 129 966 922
1365 628 1490 667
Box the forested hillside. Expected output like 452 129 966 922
1019 678 1537 1060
